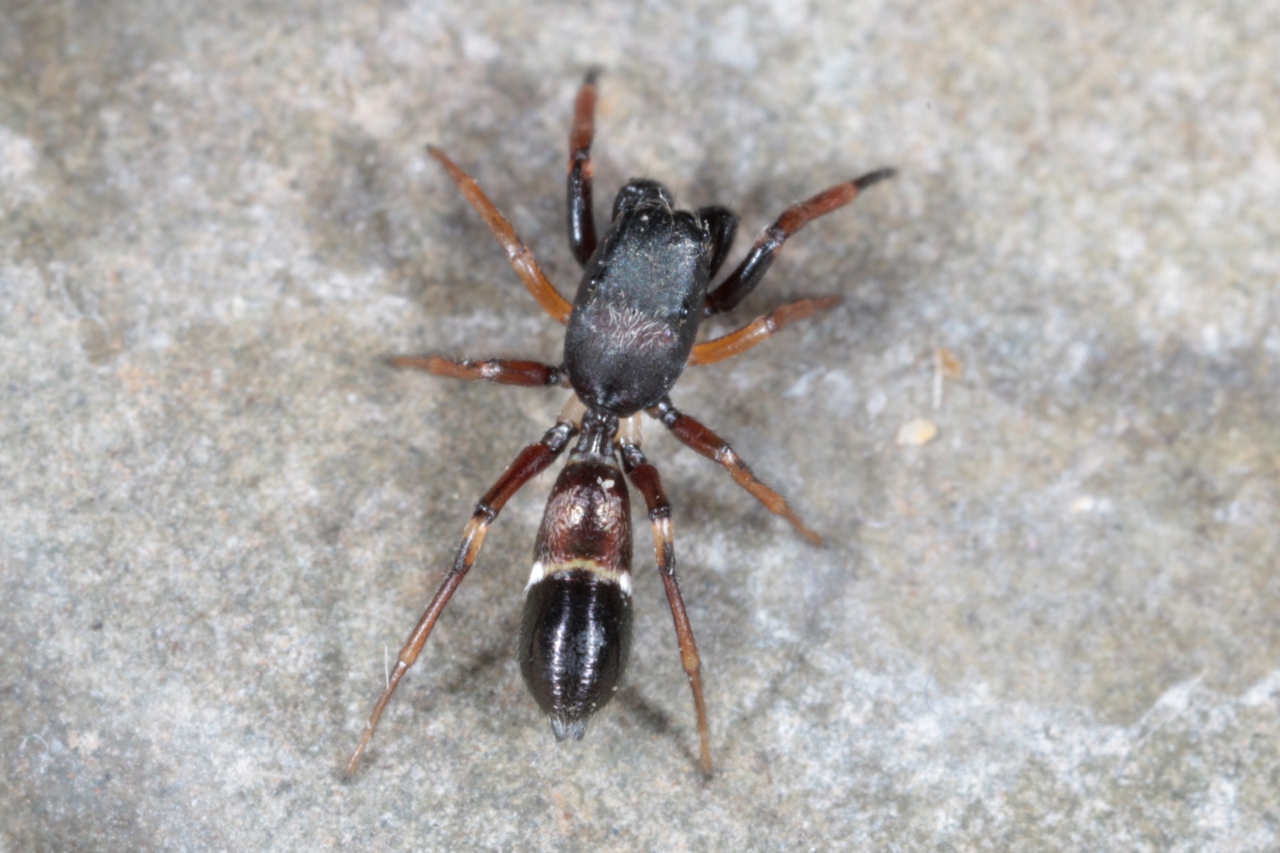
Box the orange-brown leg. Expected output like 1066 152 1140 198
688 296 842 367
428 145 573 324
343 420 576 778
567 69 600 267
648 398 822 546
388 355 568 388
705 168 895 316
619 442 712 777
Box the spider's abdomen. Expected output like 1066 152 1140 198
519 453 634 739
519 569 633 739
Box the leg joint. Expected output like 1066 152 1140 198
647 399 679 428
472 502 498 524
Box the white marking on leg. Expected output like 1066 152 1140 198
617 413 643 447
558 394 587 429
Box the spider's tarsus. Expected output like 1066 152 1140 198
852 167 898 190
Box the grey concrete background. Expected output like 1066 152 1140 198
2 0 1277 850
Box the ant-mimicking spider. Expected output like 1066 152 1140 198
344 71 894 778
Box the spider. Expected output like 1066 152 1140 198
344 71 894 778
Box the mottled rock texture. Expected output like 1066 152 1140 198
2 1 1277 849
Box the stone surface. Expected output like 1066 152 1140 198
2 1 1277 850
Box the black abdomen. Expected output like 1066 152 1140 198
519 569 633 740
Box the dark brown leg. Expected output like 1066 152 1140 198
688 296 842 367
697 205 738 281
343 420 576 777
704 168 895 316
567 69 600 267
648 398 822 545
619 442 712 777
388 355 568 388
428 146 573 324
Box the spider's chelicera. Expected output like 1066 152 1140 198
344 71 894 778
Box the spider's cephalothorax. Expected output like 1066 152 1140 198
344 71 894 778
565 180 711 416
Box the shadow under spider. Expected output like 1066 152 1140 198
616 685 699 769
406 631 513 715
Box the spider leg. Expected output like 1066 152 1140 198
388 355 569 388
619 441 712 777
688 296 841 367
343 419 576 778
696 205 738 281
647 398 822 546
704 168 895 316
567 69 600 267
427 145 573 324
